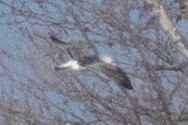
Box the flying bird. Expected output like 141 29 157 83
54 55 133 90
50 35 133 90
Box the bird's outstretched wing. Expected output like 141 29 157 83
97 64 133 90
50 35 68 45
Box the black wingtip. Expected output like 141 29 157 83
50 35 67 44
119 80 133 90
122 83 133 90
126 85 133 90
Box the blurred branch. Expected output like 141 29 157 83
146 0 188 59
